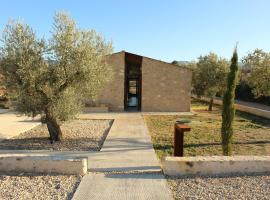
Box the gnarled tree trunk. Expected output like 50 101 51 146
44 108 62 143
208 97 214 111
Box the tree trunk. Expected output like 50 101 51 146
208 97 214 111
44 109 62 143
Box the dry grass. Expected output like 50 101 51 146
144 99 270 158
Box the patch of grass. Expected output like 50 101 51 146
144 99 270 158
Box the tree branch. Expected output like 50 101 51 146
58 71 81 93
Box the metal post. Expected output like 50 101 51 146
174 123 191 157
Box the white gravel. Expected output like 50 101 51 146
167 173 270 200
0 119 113 151
0 173 81 200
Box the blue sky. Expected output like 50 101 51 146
1 0 270 62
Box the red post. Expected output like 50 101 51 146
174 123 191 157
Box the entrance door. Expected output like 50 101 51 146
127 78 139 110
124 52 142 111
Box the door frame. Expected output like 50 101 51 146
124 52 142 111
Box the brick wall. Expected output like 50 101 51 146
96 52 125 111
141 57 192 112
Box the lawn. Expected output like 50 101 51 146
144 98 270 158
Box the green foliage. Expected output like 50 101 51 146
0 12 113 140
51 88 83 121
242 49 270 97
221 48 239 156
192 53 229 110
171 60 178 65
193 53 229 98
0 70 7 99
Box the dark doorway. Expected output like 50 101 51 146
124 52 142 111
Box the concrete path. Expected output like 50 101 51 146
72 113 173 200
0 109 9 114
234 99 270 111
0 111 40 141
196 96 270 119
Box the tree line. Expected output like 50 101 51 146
174 49 270 110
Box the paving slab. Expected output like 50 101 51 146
87 149 161 173
73 172 171 200
0 111 40 140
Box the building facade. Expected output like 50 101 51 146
96 51 192 112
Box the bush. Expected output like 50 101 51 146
235 81 270 106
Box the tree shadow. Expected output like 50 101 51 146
185 140 270 148
153 144 173 150
153 140 270 151
0 137 103 151
104 171 165 180
166 171 270 179
236 110 270 127
0 120 113 151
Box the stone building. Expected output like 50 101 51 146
94 51 192 112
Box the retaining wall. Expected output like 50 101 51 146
0 154 88 175
163 156 270 176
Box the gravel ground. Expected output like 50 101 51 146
0 119 113 151
0 173 81 200
167 173 270 200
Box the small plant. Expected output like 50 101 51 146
176 119 191 124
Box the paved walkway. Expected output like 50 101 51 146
72 113 173 200
234 99 270 111
196 96 270 119
0 111 40 141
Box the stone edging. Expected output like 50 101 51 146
162 156 270 176
0 154 88 175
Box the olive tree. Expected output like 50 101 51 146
242 49 270 97
0 13 112 142
193 53 229 111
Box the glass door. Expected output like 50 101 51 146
127 78 138 108
124 52 142 111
